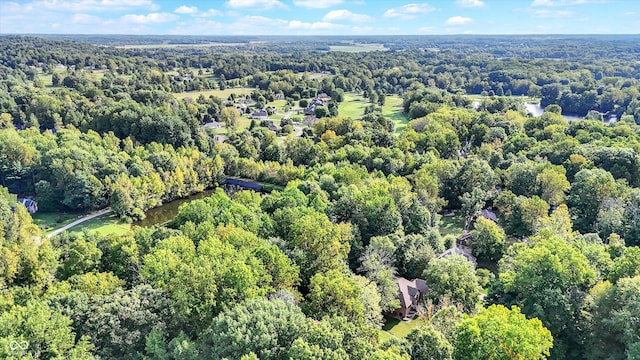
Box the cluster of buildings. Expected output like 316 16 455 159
303 93 330 115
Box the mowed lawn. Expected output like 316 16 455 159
382 95 409 133
174 87 254 100
380 316 425 341
32 211 84 234
338 93 368 119
68 213 131 237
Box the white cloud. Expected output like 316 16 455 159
293 0 343 8
174 5 198 14
383 3 435 19
120 12 179 24
173 6 222 17
195 9 223 17
323 9 371 22
71 13 101 23
225 0 286 9
445 16 472 25
288 20 343 30
531 9 574 17
456 0 485 7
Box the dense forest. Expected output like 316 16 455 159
1 35 640 360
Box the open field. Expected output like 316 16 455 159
174 87 254 100
382 95 409 133
67 213 131 237
339 93 368 119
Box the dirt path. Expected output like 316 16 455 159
46 208 112 238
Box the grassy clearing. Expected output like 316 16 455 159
266 99 287 108
68 213 131 237
32 212 84 234
382 95 409 133
339 93 368 119
382 316 425 338
174 87 254 100
439 214 465 237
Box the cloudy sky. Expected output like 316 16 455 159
0 0 638 35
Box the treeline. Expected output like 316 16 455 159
2 35 640 128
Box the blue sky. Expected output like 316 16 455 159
0 0 638 35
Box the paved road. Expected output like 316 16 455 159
46 208 112 238
282 110 304 137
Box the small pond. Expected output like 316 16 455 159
134 188 218 228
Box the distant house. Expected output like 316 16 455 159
390 277 429 321
237 98 256 106
304 98 326 115
18 198 38 214
266 122 279 132
251 109 269 121
274 93 285 100
317 92 330 100
480 208 498 223
203 121 223 129
438 247 477 267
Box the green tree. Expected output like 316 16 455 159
537 166 570 206
306 269 366 325
609 247 640 283
583 277 640 360
0 300 95 360
422 255 482 314
220 107 239 129
460 188 486 230
453 305 553 360
199 299 309 360
568 168 617 233
58 237 103 280
406 324 453 360
470 216 506 261
497 231 596 358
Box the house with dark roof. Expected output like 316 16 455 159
390 277 428 321
480 208 498 223
251 109 269 120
